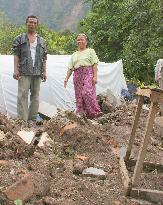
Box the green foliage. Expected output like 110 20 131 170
80 0 162 84
14 199 23 205
0 14 76 55
0 0 90 31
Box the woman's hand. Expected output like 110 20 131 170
92 76 97 85
64 79 68 88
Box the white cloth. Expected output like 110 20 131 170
155 59 163 82
0 55 127 117
30 37 37 67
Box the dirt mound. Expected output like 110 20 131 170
0 101 162 205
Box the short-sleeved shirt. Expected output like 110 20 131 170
68 48 99 71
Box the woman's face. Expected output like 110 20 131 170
76 35 87 49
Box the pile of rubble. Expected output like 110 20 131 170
0 93 162 205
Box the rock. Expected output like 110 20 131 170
17 130 51 147
155 116 163 138
4 174 34 202
32 173 50 196
0 160 9 166
101 101 113 114
42 196 56 204
0 125 6 132
0 131 5 141
82 167 106 179
73 158 90 175
112 201 122 205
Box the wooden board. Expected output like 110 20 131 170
136 88 151 98
130 188 163 203
132 102 159 186
125 96 144 161
119 158 131 195
127 159 163 172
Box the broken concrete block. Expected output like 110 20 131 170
39 101 58 118
4 175 34 202
17 131 51 147
82 167 106 179
38 132 51 147
17 130 34 144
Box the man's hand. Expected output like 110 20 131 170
41 71 47 82
92 76 97 85
13 71 20 80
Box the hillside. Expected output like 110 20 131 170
0 0 90 31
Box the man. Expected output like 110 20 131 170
12 15 47 123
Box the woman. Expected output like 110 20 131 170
64 33 101 119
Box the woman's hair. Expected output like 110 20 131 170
76 33 89 47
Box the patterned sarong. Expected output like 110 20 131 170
73 66 101 118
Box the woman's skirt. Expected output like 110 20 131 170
73 66 101 118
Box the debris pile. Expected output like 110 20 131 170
0 97 162 205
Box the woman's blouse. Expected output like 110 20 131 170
68 48 99 71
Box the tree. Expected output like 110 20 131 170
0 14 76 55
80 0 162 83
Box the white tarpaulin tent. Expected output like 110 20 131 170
0 55 127 118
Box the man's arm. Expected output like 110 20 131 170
41 38 47 82
13 55 20 80
42 60 47 82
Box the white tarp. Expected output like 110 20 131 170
0 55 127 118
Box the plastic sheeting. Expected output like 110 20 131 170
0 55 127 118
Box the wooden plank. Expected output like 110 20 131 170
119 158 131 195
136 88 151 98
127 159 163 172
151 90 163 104
132 102 159 186
130 188 163 203
125 96 144 161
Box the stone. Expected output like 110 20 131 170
17 130 51 147
73 159 87 175
82 167 106 179
112 201 122 205
4 175 34 202
0 160 9 166
17 130 35 144
0 131 5 141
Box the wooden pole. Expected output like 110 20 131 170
132 102 159 186
125 96 144 161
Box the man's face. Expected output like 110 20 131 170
26 17 38 32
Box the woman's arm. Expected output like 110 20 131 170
92 64 98 85
64 69 73 88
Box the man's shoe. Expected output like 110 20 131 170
28 120 36 128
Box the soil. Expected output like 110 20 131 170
0 97 163 205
